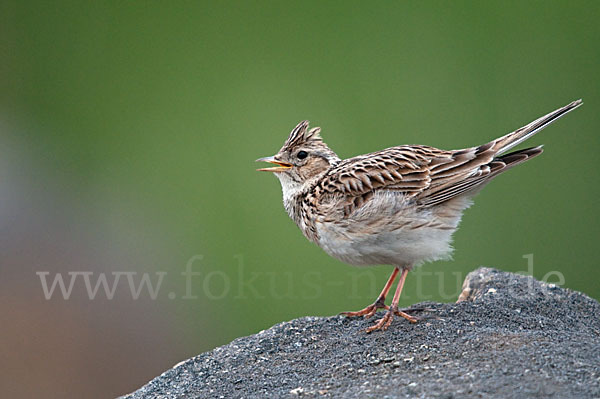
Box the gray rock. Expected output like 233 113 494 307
120 268 600 398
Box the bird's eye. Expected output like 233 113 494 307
297 151 308 159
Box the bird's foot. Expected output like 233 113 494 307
340 298 387 319
392 308 419 323
366 306 418 333
396 306 442 321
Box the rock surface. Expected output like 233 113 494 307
121 268 600 398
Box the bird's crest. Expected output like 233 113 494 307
282 120 323 151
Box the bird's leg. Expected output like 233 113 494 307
340 267 399 319
366 267 417 333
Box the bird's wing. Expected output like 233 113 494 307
416 145 542 207
319 146 438 196
316 143 539 216
315 145 443 216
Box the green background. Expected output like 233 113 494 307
2 1 598 398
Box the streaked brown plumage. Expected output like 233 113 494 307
257 100 582 332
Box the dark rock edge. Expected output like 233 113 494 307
121 268 600 399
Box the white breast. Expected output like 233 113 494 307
315 190 471 267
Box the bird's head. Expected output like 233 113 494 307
256 121 340 194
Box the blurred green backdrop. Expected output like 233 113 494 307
2 1 599 398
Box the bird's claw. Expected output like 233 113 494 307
365 307 419 333
340 298 388 319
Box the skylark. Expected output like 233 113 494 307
257 100 582 332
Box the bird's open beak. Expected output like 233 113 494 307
256 156 293 172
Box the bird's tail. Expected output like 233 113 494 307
488 99 582 156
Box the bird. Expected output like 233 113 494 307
256 100 582 332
